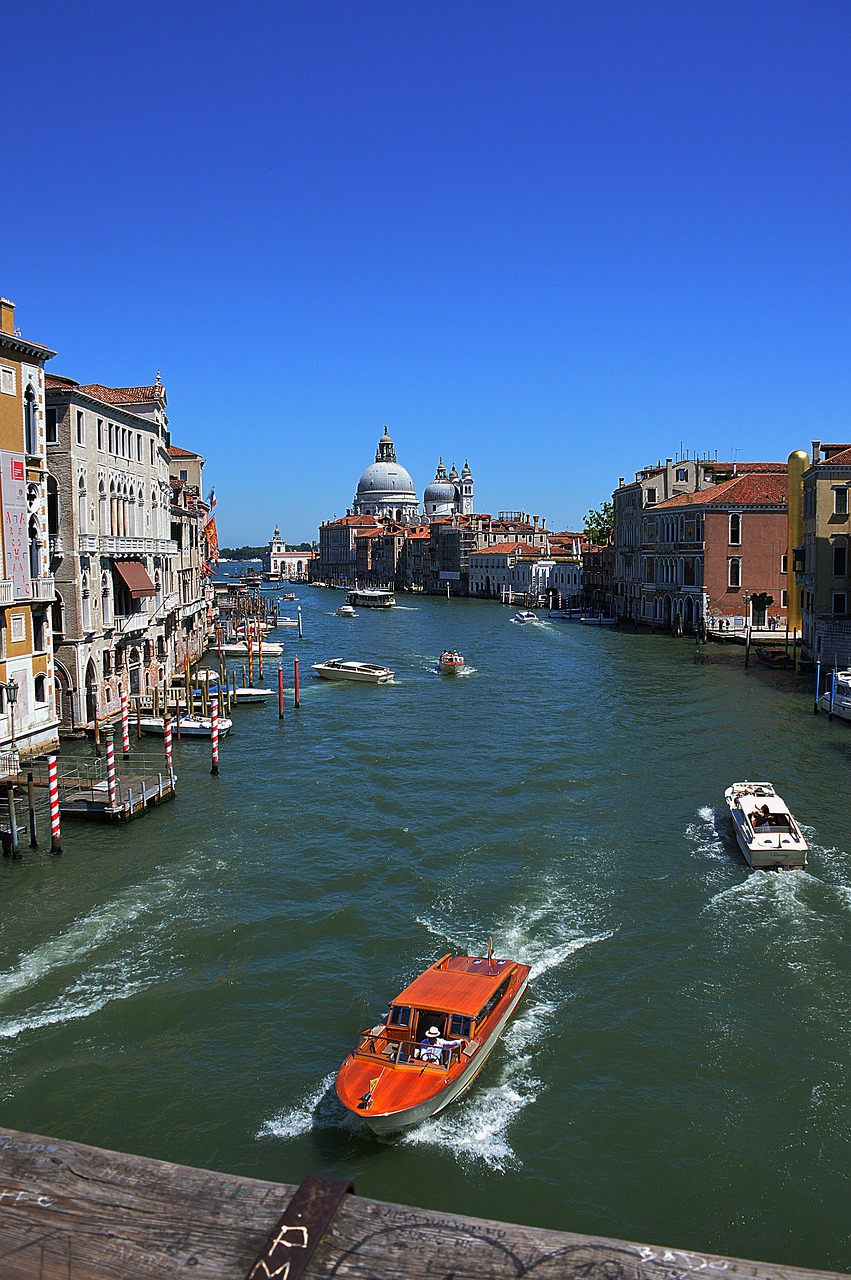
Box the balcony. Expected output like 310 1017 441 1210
162 592 180 614
49 534 64 558
0 581 13 605
99 536 178 557
78 534 98 554
32 576 56 602
115 609 150 635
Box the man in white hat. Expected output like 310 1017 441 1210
419 1024 465 1065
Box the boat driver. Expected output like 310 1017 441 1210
419 1025 465 1064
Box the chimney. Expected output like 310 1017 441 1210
533 515 539 529
812 440 821 464
0 298 15 336
619 477 625 487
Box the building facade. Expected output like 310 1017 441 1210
0 299 60 763
799 441 851 664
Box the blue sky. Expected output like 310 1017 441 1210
7 1 851 543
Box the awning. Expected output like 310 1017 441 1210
113 560 157 598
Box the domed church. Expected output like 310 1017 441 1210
424 458 474 519
352 428 420 523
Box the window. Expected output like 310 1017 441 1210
108 422 114 453
76 411 85 445
781 589 788 607
10 614 25 643
729 513 741 545
833 541 847 577
676 468 687 482
728 557 741 589
32 611 45 652
46 406 58 444
475 977 511 1030
34 675 46 703
179 469 188 481
645 487 657 505
97 418 104 450
449 1014 472 1038
24 382 37 454
388 1005 411 1028
781 553 788 574
0 366 15 396
834 487 849 516
137 434 142 461
832 591 847 615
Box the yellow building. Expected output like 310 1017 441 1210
0 299 59 766
799 440 851 665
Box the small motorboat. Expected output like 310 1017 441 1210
283 592 297 600
756 647 794 670
312 658 394 684
579 614 617 626
138 713 233 738
220 641 284 657
724 781 809 871
336 950 531 1133
234 687 275 704
439 650 464 671
336 605 357 617
513 610 538 623
819 669 851 720
277 617 300 628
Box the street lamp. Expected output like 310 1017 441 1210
0 679 19 750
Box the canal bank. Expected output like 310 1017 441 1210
1 592 850 1273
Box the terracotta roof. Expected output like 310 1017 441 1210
816 446 851 466
168 445 201 459
654 473 788 509
730 461 786 473
45 374 79 389
470 541 539 557
76 383 165 405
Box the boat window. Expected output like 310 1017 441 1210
475 977 511 1030
388 1005 411 1028
449 1014 472 1038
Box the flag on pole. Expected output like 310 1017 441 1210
203 487 217 527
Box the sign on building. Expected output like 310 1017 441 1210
0 452 31 599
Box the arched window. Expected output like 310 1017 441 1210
728 557 741 589
109 481 117 534
28 516 40 579
81 573 91 630
24 382 37 455
78 475 87 532
98 479 107 532
34 674 46 703
729 513 742 546
101 571 112 626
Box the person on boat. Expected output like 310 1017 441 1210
753 805 773 827
419 1026 464 1064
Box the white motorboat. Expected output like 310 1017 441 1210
820 669 851 721
277 617 299 627
724 781 808 871
311 658 394 684
580 614 617 626
220 641 284 657
336 605 357 617
234 687 275 704
138 713 233 738
513 610 538 623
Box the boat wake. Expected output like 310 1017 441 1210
684 806 735 883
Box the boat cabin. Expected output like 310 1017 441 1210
354 954 521 1071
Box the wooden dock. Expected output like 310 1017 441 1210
59 769 176 822
0 1125 844 1280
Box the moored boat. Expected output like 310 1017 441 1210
439 649 464 670
220 641 284 657
311 658 394 683
138 713 233 738
724 781 808 870
233 688 275 704
819 669 851 720
579 613 617 626
336 950 531 1133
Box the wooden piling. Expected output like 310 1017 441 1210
27 771 37 849
814 657 822 714
5 781 19 858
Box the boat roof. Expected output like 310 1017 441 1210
393 955 518 1018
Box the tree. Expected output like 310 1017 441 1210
583 500 614 546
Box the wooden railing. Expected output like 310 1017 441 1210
0 1125 844 1280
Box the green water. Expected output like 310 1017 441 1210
1 593 850 1271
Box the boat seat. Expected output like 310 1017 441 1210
462 1039 480 1058
381 1043 397 1060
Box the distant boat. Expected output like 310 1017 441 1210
312 659 394 684
336 605 357 617
513 610 538 623
347 588 395 609
580 614 616 626
439 650 464 671
756 646 794 670
220 641 284 657
335 950 531 1133
724 781 808 871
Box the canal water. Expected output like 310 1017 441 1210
1 591 850 1272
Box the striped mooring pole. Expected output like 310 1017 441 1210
120 689 130 756
814 656 821 715
47 755 62 854
210 698 219 776
293 656 300 708
164 713 174 779
258 627 263 680
248 626 254 687
104 726 117 809
278 663 284 719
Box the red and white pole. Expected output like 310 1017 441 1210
47 754 62 854
120 688 130 756
258 626 263 679
294 656 300 707
210 698 219 775
248 624 254 687
164 713 174 779
104 726 117 808
278 663 284 719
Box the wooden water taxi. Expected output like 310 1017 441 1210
336 951 531 1134
724 781 809 871
439 650 464 671
312 658 394 683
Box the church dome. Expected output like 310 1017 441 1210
356 460 417 498
424 477 456 505
352 427 419 521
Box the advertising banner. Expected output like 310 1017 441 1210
0 451 31 599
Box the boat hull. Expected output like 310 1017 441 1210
353 975 529 1134
724 783 808 871
139 717 232 738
